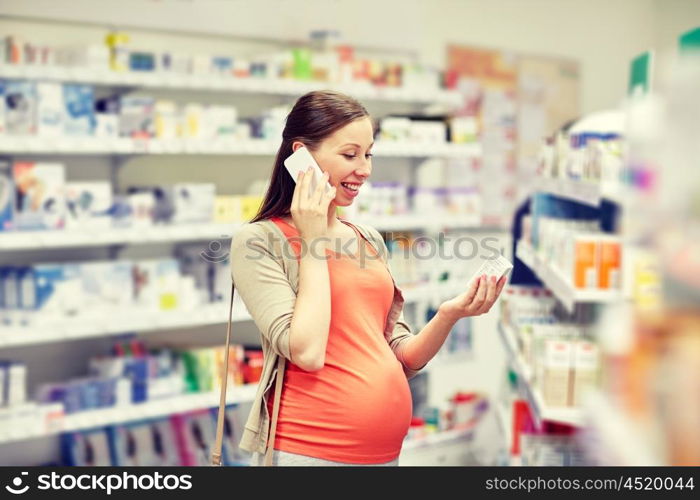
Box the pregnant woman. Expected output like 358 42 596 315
229 90 506 466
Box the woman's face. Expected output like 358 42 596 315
292 116 373 206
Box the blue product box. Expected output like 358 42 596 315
4 80 37 135
0 158 12 231
123 357 148 403
19 264 82 317
0 79 6 134
61 429 113 466
12 161 66 230
62 84 95 136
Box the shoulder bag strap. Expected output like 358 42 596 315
211 281 236 466
264 356 285 466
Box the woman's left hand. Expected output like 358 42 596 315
438 274 507 322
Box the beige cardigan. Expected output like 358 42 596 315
229 217 424 455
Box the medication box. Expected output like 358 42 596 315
12 162 66 230
4 80 37 135
63 84 95 136
64 182 113 229
0 159 13 231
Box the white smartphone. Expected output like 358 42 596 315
284 146 332 194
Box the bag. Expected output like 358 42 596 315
211 282 285 467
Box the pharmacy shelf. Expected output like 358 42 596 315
0 217 497 252
0 136 479 158
355 214 485 232
539 178 601 207
402 425 476 452
0 222 240 251
0 303 253 348
498 322 584 428
0 64 463 106
582 392 662 466
0 384 258 445
538 178 626 207
0 281 460 349
515 240 621 311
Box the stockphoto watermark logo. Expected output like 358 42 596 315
200 231 502 268
3 471 192 496
5 472 29 495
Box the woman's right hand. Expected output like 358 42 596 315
290 166 337 241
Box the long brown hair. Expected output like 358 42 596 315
249 90 370 224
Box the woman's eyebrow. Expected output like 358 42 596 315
339 142 375 148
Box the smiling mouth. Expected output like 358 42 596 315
340 182 361 191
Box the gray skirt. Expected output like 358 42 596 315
250 449 399 467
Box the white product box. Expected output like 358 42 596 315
4 80 37 135
171 183 216 224
379 117 411 142
12 162 66 230
572 340 599 406
36 81 64 136
94 113 119 138
79 261 133 312
62 84 95 136
127 192 155 227
119 96 155 139
541 339 573 408
64 182 113 229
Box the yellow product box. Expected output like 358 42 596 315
240 195 264 222
213 195 242 223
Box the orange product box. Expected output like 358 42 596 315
598 238 622 289
573 237 598 289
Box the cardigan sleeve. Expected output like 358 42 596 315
229 223 295 361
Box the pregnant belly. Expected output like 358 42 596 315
278 357 413 458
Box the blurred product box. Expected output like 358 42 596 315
12 161 66 230
4 80 37 135
119 96 155 138
0 159 13 231
64 181 113 229
36 81 64 136
63 84 95 136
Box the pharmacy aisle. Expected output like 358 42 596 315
0 2 699 470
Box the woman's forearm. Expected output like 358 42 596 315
400 310 458 370
289 239 331 371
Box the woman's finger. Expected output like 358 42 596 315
495 275 507 296
471 275 487 311
290 170 303 212
484 275 497 307
460 274 481 307
313 171 330 206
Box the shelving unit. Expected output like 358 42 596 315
0 64 463 106
0 281 469 348
539 178 625 207
0 216 493 251
0 136 481 158
0 222 239 250
0 21 492 467
0 383 258 445
497 322 584 427
515 240 621 312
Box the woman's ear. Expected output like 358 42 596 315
291 141 305 152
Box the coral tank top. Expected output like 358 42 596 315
267 216 413 464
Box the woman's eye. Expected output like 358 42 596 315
343 154 356 160
365 153 373 159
